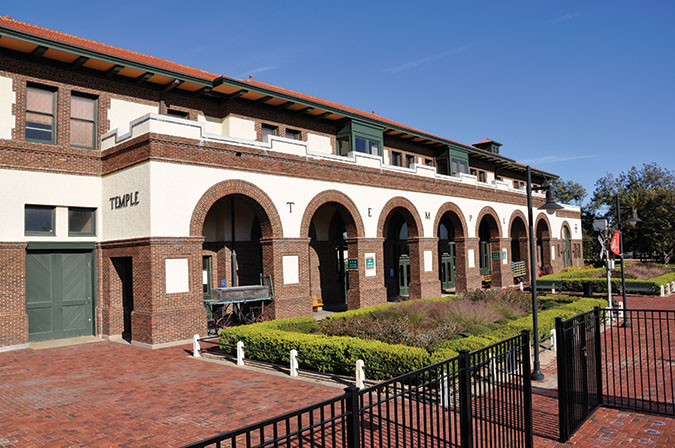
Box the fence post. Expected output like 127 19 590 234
193 334 201 358
344 385 361 448
555 317 569 442
290 349 298 377
671 281 675 292
594 307 603 406
521 330 534 448
458 350 473 448
661 285 666 297
355 359 365 389
550 329 556 352
519 281 524 291
236 341 245 366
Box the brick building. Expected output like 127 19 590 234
0 17 583 351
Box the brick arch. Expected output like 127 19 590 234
535 212 552 238
433 202 467 239
300 190 365 238
475 206 503 239
560 220 572 239
189 179 283 239
508 210 529 239
377 197 423 238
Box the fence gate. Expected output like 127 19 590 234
555 309 602 442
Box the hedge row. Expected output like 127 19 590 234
219 296 606 378
429 297 607 363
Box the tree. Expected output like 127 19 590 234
589 163 675 264
546 179 587 206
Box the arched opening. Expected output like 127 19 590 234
536 218 552 276
437 212 461 292
383 209 417 298
307 202 358 311
201 194 272 293
510 215 528 282
478 214 500 287
561 225 572 268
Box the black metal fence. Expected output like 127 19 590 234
556 307 675 442
183 331 534 448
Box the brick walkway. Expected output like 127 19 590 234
532 295 675 447
0 341 338 447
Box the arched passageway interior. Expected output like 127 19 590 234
307 203 357 311
201 195 270 296
510 216 528 282
383 208 417 298
478 214 500 286
562 226 572 268
437 212 460 292
536 219 552 276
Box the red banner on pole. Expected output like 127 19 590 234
611 230 621 256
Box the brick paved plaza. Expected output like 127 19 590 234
0 296 673 447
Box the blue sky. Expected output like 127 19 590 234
5 1 674 203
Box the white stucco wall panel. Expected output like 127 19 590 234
197 114 224 135
165 258 189 293
306 133 332 155
225 116 256 140
108 98 157 134
145 161 578 244
101 163 151 241
0 75 15 139
0 169 101 242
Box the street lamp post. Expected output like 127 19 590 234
526 166 563 381
616 194 641 327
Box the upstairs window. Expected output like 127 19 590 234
451 160 468 176
70 94 97 148
286 128 301 140
405 154 415 168
470 168 477 176
424 158 433 166
26 85 56 143
354 137 380 156
478 171 487 183
167 109 189 119
25 205 55 235
261 124 278 142
391 151 402 166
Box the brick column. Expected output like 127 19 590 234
490 237 513 287
550 238 564 273
261 237 311 319
456 237 481 292
408 237 441 299
345 237 386 309
101 237 207 346
0 242 28 349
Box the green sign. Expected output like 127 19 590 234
365 257 375 269
491 252 500 260
348 259 358 270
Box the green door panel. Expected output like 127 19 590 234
439 242 456 290
398 255 410 296
480 241 491 276
26 250 94 342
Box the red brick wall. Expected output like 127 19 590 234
0 243 28 347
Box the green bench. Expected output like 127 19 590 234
535 280 562 293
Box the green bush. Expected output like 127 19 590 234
649 271 675 286
219 324 430 379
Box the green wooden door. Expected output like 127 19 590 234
398 254 410 296
479 241 491 276
26 251 94 342
439 242 456 290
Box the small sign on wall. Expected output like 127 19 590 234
424 250 433 272
282 255 299 284
551 246 556 261
365 253 376 277
502 248 508 265
492 252 500 260
467 249 475 268
165 258 189 294
348 259 358 270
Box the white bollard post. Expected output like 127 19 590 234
193 334 201 358
290 349 299 377
551 329 556 353
661 285 666 297
671 281 675 292
552 287 556 294
236 341 245 366
519 281 524 292
355 359 365 389
617 302 623 321
667 283 672 295
489 349 496 377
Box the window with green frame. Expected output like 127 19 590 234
26 85 56 143
25 205 55 235
354 136 380 156
68 207 96 236
70 94 97 148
